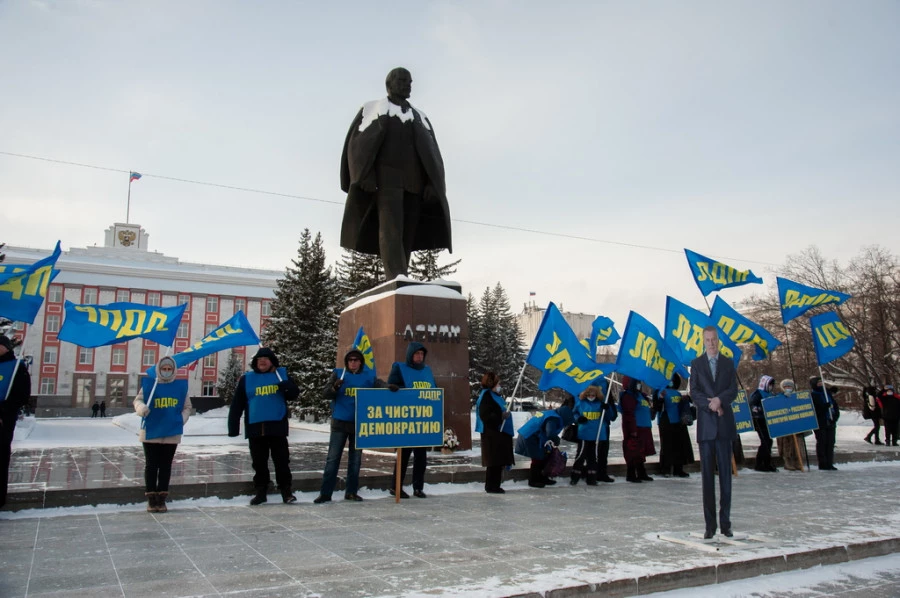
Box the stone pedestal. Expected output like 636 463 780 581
337 279 471 450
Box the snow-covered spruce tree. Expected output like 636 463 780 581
216 350 244 405
262 229 339 420
408 249 461 281
335 248 384 302
468 283 531 400
466 293 484 403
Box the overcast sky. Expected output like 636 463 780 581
2 0 898 330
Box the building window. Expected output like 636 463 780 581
146 292 161 307
83 287 98 304
116 289 130 303
261 301 272 317
107 378 126 405
206 296 218 313
48 285 63 303
142 349 157 367
202 381 217 397
203 354 216 368
12 321 25 331
43 346 58 365
177 321 189 339
178 294 191 306
45 314 61 333
234 298 246 313
111 347 126 366
205 323 216 335
78 347 93 365
40 377 56 394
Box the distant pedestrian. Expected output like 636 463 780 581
862 386 883 445
0 336 31 510
314 349 387 504
749 375 777 472
134 356 192 513
619 376 656 483
880 384 900 446
228 347 300 505
475 372 514 494
99 400 107 417
91 401 100 418
386 341 437 499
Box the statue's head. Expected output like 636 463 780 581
385 67 412 100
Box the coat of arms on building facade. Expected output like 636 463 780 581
118 230 136 247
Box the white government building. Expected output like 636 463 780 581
4 222 280 415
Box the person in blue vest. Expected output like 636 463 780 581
0 335 30 510
314 349 387 504
386 341 435 498
475 371 514 494
570 382 617 485
810 376 840 471
228 347 300 505
133 356 192 513
749 375 777 472
514 402 576 488
619 376 656 483
654 373 694 478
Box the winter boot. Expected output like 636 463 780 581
280 488 297 504
674 467 690 478
569 473 581 486
249 488 268 506
637 464 654 482
585 470 598 486
626 465 641 483
145 492 159 513
156 492 168 513
528 462 545 488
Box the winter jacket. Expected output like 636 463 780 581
228 349 299 438
0 351 30 430
133 388 192 444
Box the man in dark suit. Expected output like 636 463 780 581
689 326 738 539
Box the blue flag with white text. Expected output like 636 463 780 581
352 326 376 372
146 310 259 377
616 311 689 390
663 296 742 369
777 277 851 325
58 301 187 348
710 295 781 360
684 248 763 296
526 303 615 396
0 241 62 324
810 311 855 367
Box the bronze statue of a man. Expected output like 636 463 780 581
339 67 452 281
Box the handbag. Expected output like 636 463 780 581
542 447 567 478
561 424 578 442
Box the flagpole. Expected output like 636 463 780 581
126 173 132 224
782 323 797 382
509 360 529 409
594 373 618 460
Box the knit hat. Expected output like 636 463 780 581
758 375 775 391
809 376 821 389
156 356 177 383
781 379 795 391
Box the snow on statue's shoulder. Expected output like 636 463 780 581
358 98 428 132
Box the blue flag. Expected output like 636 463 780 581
777 277 851 325
588 315 620 353
684 248 763 296
526 302 615 396
352 326 376 372
146 310 259 377
810 311 855 367
0 241 62 324
58 301 187 348
616 311 689 390
663 296 742 369
710 296 782 360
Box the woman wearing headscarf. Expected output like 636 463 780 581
474 372 515 494
619 376 656 482
134 356 192 513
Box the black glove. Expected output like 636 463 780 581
277 381 292 393
550 435 561 446
332 379 343 391
388 384 400 392
577 416 588 424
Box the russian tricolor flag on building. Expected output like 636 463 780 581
129 171 142 182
